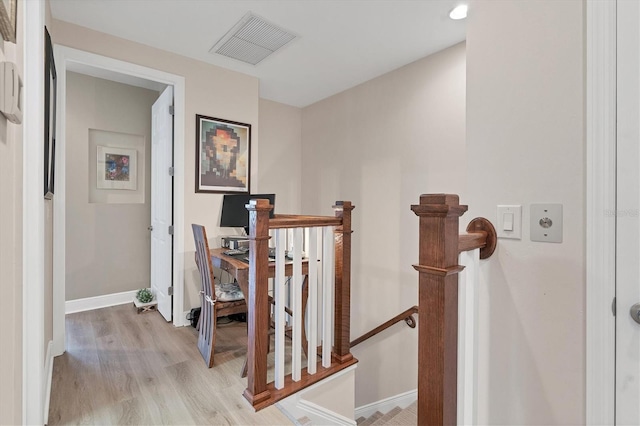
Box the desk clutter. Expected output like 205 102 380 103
223 246 300 261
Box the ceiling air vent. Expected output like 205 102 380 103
210 13 297 65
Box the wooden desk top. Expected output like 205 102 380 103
209 247 250 268
209 247 310 281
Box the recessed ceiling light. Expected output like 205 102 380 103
449 4 468 20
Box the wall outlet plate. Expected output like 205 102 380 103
530 204 563 243
497 205 522 239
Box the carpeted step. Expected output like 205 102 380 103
370 406 402 425
356 416 367 424
358 411 384 426
382 401 417 425
297 415 313 425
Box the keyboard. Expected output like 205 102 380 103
223 248 247 256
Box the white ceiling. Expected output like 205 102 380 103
49 0 466 107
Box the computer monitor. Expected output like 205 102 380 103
220 193 276 234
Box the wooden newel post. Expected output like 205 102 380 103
333 201 354 362
411 194 468 426
243 199 272 407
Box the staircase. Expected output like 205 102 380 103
354 401 417 425
291 400 417 426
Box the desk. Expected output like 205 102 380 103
209 247 310 299
209 247 311 365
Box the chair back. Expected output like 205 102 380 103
192 224 215 367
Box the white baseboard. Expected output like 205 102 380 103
354 389 417 420
65 290 139 314
277 364 358 426
43 340 54 425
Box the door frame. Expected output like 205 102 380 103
586 0 616 424
52 46 187 356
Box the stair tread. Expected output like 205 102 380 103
405 400 417 414
359 411 384 426
356 416 367 424
297 416 313 425
382 403 417 425
370 406 402 425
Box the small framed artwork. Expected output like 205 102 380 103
0 0 17 43
97 146 138 190
196 114 250 193
44 26 56 199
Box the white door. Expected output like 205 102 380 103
616 1 640 423
151 85 174 321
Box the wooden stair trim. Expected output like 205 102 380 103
247 357 358 411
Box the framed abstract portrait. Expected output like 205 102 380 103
195 115 250 193
96 145 138 190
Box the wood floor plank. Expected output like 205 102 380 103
49 305 292 425
49 312 115 425
111 309 197 425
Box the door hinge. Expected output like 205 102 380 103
168 225 174 235
168 286 174 296
169 105 175 115
612 297 616 316
168 166 174 176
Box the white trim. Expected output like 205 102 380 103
172 71 187 328
354 389 417 420
23 1 45 424
277 364 358 426
43 340 54 425
458 248 479 425
296 399 356 426
65 290 140 314
586 0 617 424
52 46 66 356
53 47 188 355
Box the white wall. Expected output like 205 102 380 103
257 98 302 214
301 42 466 406
65 72 159 300
466 0 585 424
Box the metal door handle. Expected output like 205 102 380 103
630 303 640 324
148 226 153 231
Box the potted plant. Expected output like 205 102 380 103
134 288 156 313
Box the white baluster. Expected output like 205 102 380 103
322 226 334 368
307 227 319 375
291 228 303 381
274 229 286 389
457 248 479 426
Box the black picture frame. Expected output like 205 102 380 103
44 26 56 199
195 114 251 194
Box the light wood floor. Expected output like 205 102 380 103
48 304 293 425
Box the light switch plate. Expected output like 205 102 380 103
530 204 563 243
497 205 522 239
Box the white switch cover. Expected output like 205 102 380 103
530 204 563 243
497 205 522 239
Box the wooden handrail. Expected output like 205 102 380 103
269 214 343 229
459 217 497 259
411 194 495 426
350 306 418 348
